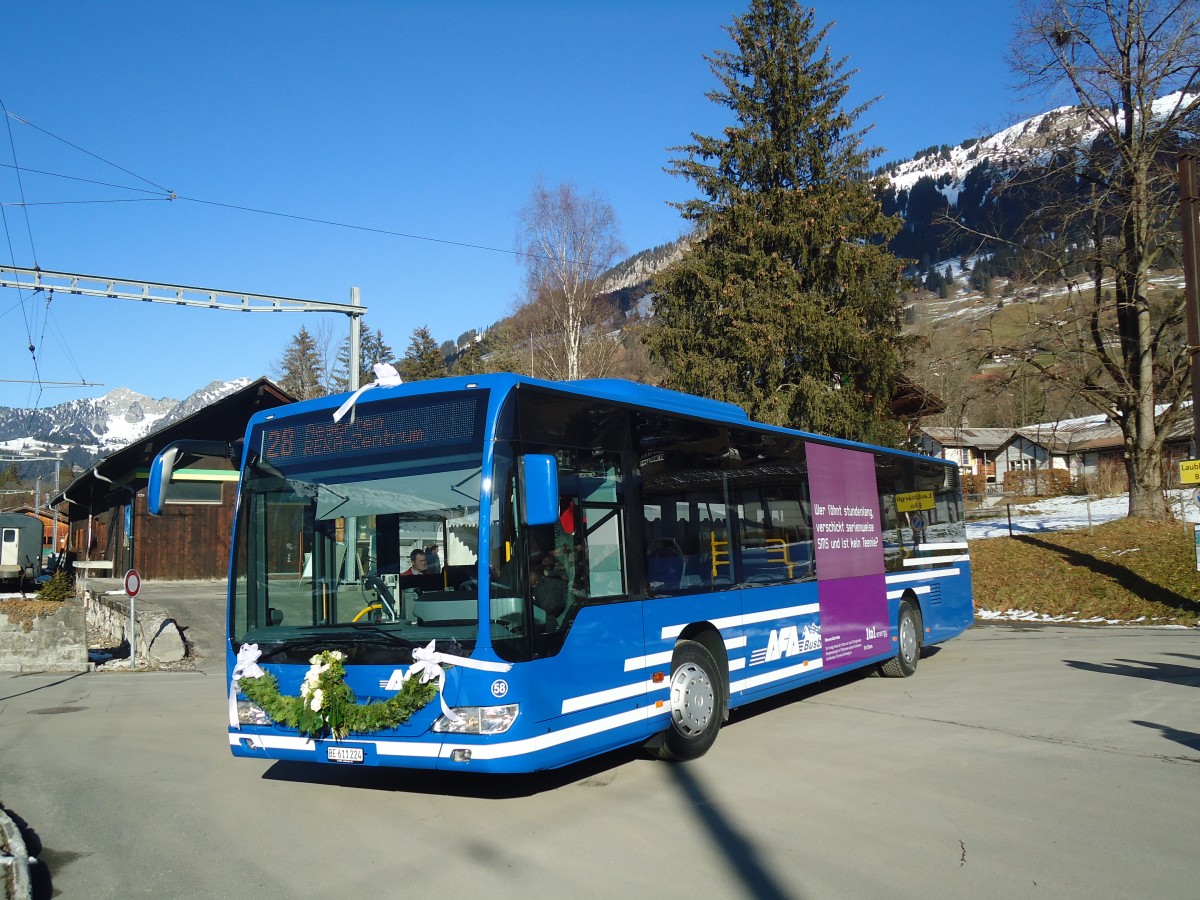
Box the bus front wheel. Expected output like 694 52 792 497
880 601 920 678
659 639 722 761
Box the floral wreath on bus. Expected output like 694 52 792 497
230 641 511 741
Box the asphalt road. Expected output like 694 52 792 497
2 623 1198 899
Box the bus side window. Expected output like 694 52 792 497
635 413 730 596
727 429 814 585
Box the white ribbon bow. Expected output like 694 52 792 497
229 643 265 728
332 362 404 423
402 640 512 724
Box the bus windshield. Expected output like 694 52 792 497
230 444 494 663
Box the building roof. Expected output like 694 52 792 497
926 405 1194 458
921 427 1013 451
889 374 946 419
53 377 294 509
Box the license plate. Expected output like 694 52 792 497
327 746 364 764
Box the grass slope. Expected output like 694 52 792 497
971 518 1200 625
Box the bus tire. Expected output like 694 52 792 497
659 639 722 761
880 601 919 678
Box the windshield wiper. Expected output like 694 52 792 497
249 628 423 663
343 624 422 649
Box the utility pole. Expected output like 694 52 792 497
0 266 369 557
0 264 369 395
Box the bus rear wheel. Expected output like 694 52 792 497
880 601 920 678
659 639 722 761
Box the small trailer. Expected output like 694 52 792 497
0 513 43 587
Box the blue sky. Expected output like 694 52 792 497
0 0 1037 411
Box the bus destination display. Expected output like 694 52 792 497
261 395 482 465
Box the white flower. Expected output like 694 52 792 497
309 654 322 665
330 650 346 661
310 688 324 712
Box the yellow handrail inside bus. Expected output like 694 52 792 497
764 538 795 578
710 532 730 579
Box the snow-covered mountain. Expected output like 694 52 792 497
879 90 1197 270
0 378 254 474
886 91 1194 199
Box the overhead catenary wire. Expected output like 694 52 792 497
0 98 44 410
0 103 616 409
3 109 170 194
1 110 609 272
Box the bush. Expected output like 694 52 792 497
961 472 988 497
1004 468 1072 497
36 567 74 602
1078 460 1128 497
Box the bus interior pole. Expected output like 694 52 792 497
1177 154 1200 457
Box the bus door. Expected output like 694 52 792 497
492 441 652 762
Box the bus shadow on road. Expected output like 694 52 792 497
259 744 648 798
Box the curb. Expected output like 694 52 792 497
0 807 32 900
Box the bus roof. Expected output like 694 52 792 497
252 373 952 469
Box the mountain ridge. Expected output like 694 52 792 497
0 378 256 478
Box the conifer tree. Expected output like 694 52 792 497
647 0 908 444
332 325 396 391
402 326 447 382
276 326 327 400
450 337 486 376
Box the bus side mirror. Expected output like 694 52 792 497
521 454 559 526
148 440 237 515
148 446 180 515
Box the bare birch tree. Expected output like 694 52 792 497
998 0 1200 519
516 180 624 381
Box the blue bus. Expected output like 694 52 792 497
149 373 972 772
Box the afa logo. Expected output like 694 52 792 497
751 623 822 666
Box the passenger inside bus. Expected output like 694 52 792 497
530 558 567 620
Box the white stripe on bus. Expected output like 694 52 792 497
886 585 931 599
732 657 824 693
229 733 442 759
902 554 970 567
625 651 674 671
562 678 664 715
439 705 673 761
885 568 962 584
660 602 820 640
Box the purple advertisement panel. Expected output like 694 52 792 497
806 441 890 670
818 574 891 669
806 442 884 579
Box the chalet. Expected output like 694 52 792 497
920 427 1012 486
925 410 1195 495
52 378 294 581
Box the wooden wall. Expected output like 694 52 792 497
66 486 235 581
132 487 235 580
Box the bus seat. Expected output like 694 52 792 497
646 539 684 591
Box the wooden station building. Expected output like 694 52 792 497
53 378 294 581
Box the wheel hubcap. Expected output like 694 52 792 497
670 662 714 736
900 615 917 662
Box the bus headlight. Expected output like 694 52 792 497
432 704 518 735
237 700 273 726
